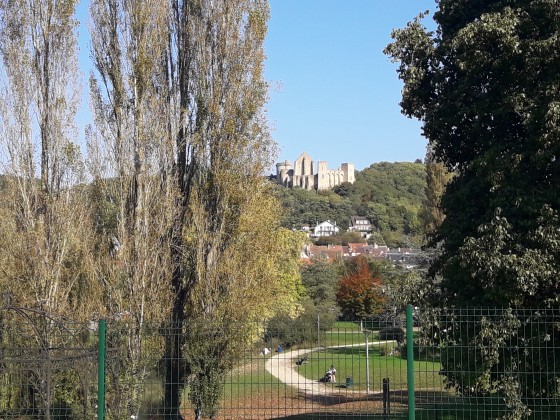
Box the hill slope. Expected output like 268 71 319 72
275 161 426 247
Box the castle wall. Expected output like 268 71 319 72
294 152 314 177
277 153 354 191
341 163 355 184
276 160 293 187
293 174 315 190
316 161 330 190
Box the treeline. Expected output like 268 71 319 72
275 161 426 247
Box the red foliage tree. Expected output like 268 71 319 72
336 256 386 319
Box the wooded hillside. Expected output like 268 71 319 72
275 161 426 247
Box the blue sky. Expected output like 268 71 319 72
75 0 437 172
265 0 436 171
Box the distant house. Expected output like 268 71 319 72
307 244 349 260
387 248 423 268
348 243 388 259
313 220 340 237
348 216 373 238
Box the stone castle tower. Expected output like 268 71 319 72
276 152 355 191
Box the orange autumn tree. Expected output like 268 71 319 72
336 255 386 319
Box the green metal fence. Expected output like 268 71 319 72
98 318 408 419
1 306 559 419
413 307 560 420
0 307 100 419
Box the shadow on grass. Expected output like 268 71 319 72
269 415 405 419
329 345 441 364
328 346 385 358
297 388 408 408
266 390 535 420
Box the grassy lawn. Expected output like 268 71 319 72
132 347 557 419
323 322 382 346
224 355 282 397
295 343 443 392
332 321 385 331
322 330 379 346
332 321 362 330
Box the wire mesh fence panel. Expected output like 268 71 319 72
0 307 99 419
2 307 560 419
414 307 560 419
102 317 408 419
219 319 408 419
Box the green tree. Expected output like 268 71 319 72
89 1 174 415
315 232 366 246
385 2 560 308
386 1 560 415
275 186 354 230
346 162 426 246
420 147 453 244
301 260 341 307
265 258 340 350
265 298 336 348
165 3 286 415
88 1 296 418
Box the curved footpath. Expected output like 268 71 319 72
265 341 390 396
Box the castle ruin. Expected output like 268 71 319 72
276 152 355 191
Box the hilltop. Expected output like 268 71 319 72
274 161 426 248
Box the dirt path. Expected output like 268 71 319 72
265 341 390 396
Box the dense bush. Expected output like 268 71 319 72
264 301 336 348
379 327 404 344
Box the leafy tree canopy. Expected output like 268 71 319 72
315 231 366 246
348 162 426 244
385 0 560 308
300 260 341 308
274 186 354 230
386 2 560 414
336 256 386 319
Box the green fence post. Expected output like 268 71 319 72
406 304 415 420
98 319 106 420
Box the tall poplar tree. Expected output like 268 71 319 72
0 0 95 316
89 1 175 416
89 1 301 418
162 2 281 417
0 1 97 413
421 146 452 244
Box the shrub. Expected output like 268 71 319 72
379 327 404 343
264 302 336 348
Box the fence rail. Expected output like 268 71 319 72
1 306 559 419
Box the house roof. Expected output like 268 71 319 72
316 220 337 227
347 242 366 251
308 245 348 260
352 245 388 259
350 216 371 224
